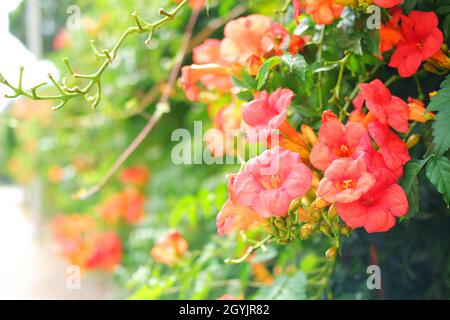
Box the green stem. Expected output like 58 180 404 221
0 0 190 110
414 74 424 100
225 235 272 264
316 26 326 111
330 52 351 113
341 64 381 115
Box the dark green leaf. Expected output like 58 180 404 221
427 75 450 112
431 108 450 156
426 157 450 204
256 56 282 90
437 5 450 15
426 75 450 156
399 160 426 218
254 271 307 300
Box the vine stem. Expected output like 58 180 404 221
74 7 201 200
1 0 190 110
316 25 326 112
329 52 351 107
341 64 381 116
224 235 272 264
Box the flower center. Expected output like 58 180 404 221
259 175 282 190
335 179 355 191
335 144 352 158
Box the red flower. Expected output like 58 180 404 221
407 97 433 123
220 15 288 75
150 230 189 265
373 0 403 8
289 35 308 55
53 29 71 51
310 114 367 171
205 104 241 157
357 79 409 133
84 232 122 271
216 199 264 236
336 183 408 233
120 166 149 186
226 147 312 218
356 135 404 192
294 0 344 25
317 157 376 203
242 89 293 142
97 189 145 225
52 215 122 271
389 11 443 77
379 6 403 54
368 122 410 172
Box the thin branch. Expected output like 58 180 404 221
73 7 201 200
225 235 272 264
0 0 190 110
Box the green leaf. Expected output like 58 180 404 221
232 71 257 90
426 157 450 205
254 271 307 300
280 54 307 76
313 64 338 73
437 5 450 15
399 159 426 218
444 15 450 42
427 75 450 112
402 0 418 13
256 56 282 90
235 90 253 101
294 105 318 118
362 30 380 56
426 75 450 156
431 108 450 156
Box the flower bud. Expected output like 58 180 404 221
320 225 332 238
300 223 313 239
301 125 318 146
269 224 279 236
297 207 310 222
332 221 341 233
274 218 287 230
325 247 338 260
289 197 302 212
285 214 294 227
310 211 322 223
311 197 330 210
278 228 288 239
0 72 5 82
311 174 321 188
341 226 351 237
406 134 421 149
327 204 337 219
424 112 435 121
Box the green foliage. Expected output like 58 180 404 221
2 0 450 301
426 156 450 205
427 75 450 156
399 160 426 218
254 271 307 300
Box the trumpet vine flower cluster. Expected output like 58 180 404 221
180 1 447 260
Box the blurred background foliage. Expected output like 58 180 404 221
0 0 449 299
